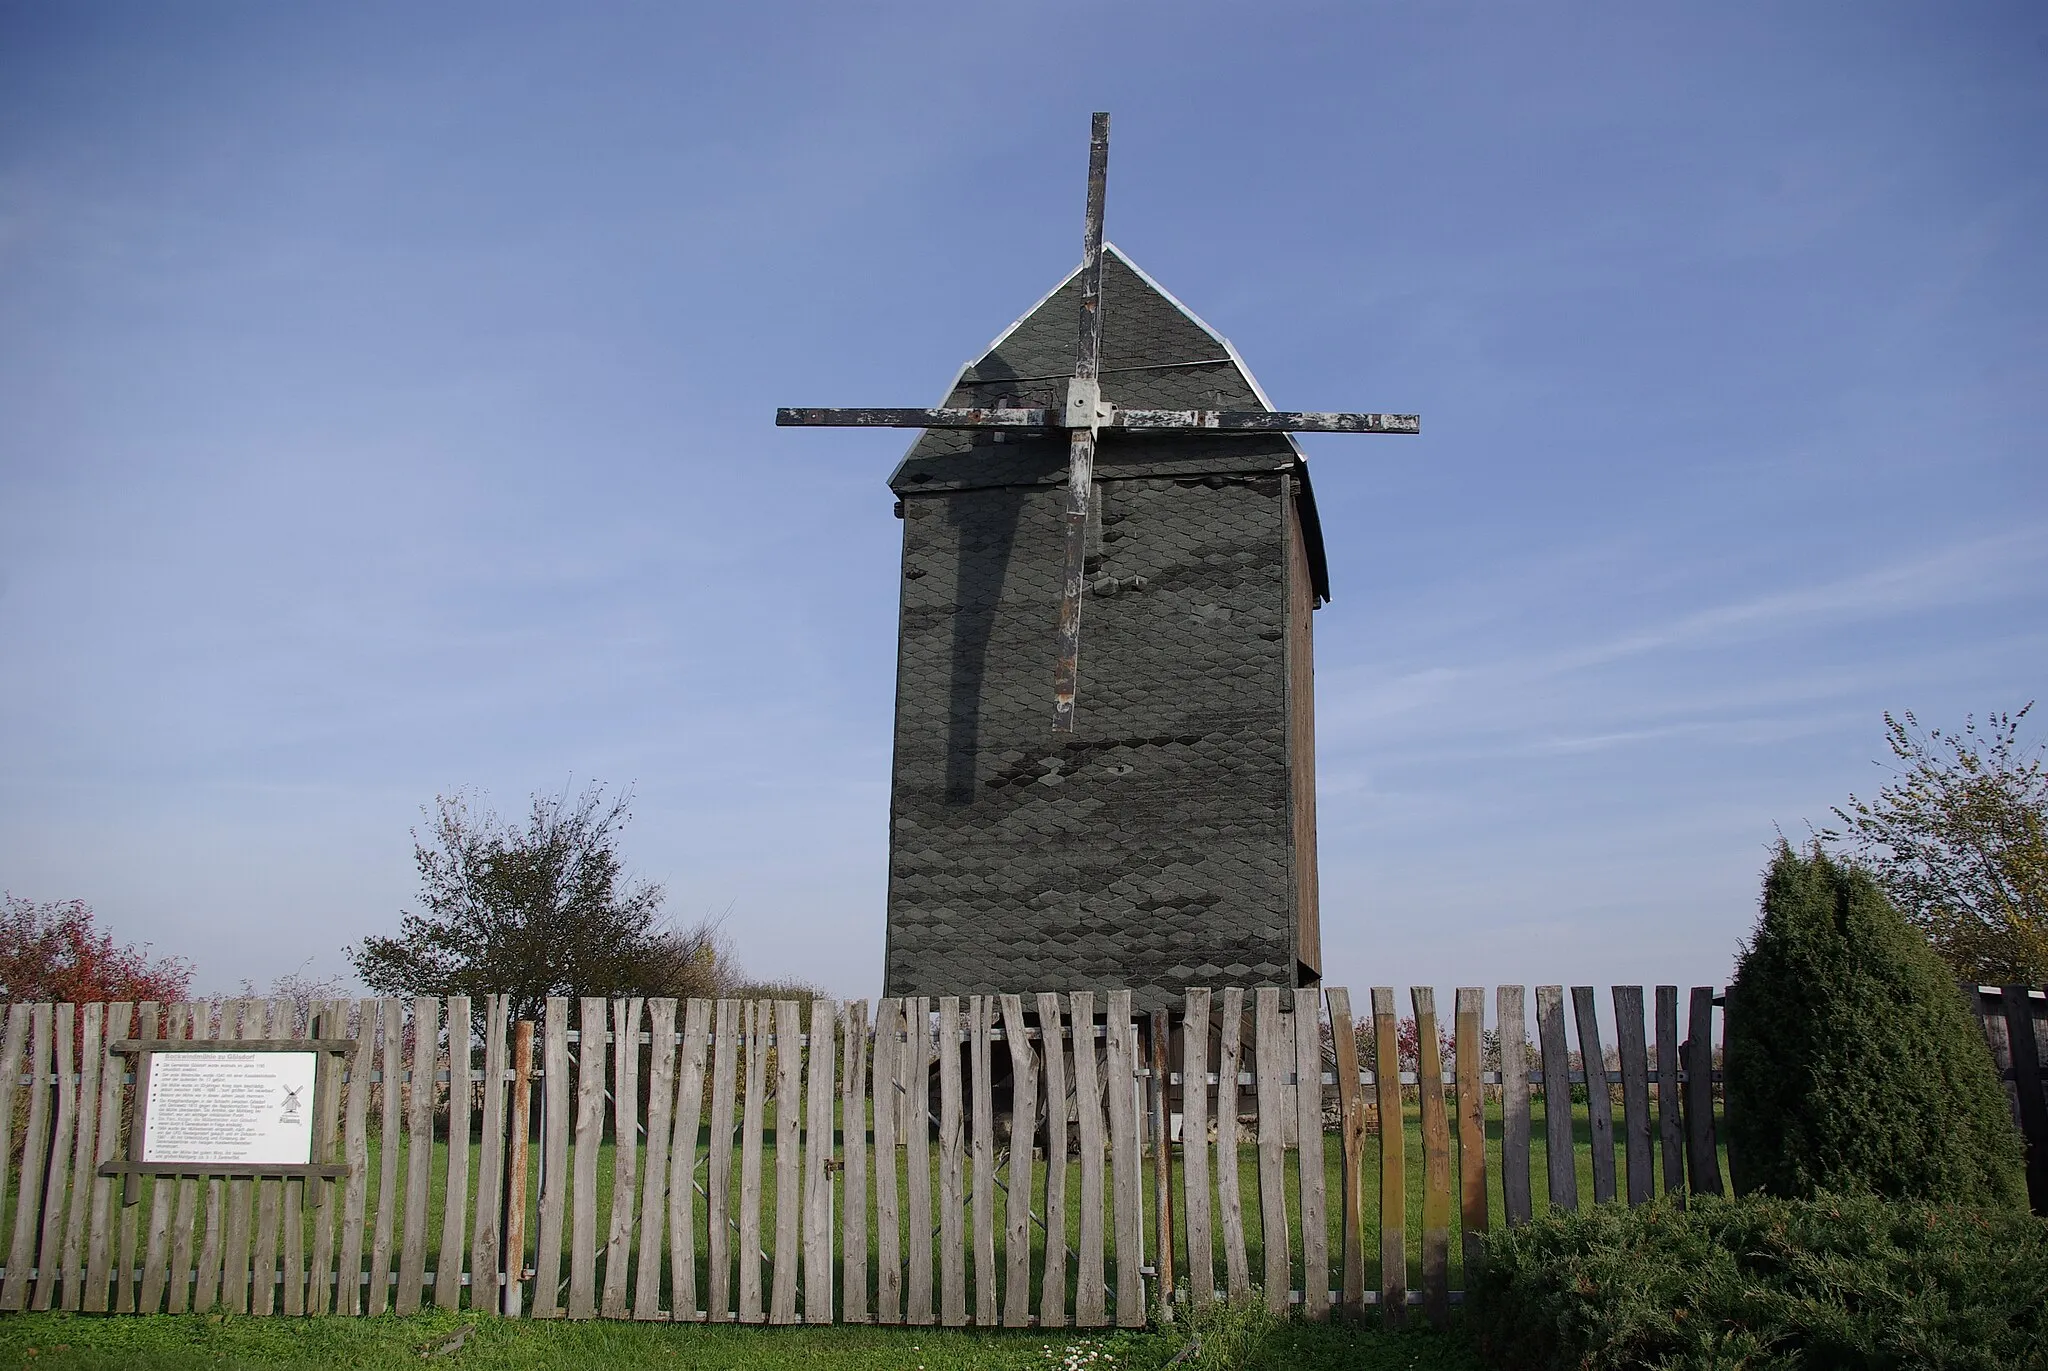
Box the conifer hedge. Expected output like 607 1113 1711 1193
1724 843 2025 1206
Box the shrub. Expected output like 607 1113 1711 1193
1466 1192 2048 1371
1724 843 2025 1207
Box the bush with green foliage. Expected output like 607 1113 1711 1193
1466 1192 2048 1371
1724 843 2025 1207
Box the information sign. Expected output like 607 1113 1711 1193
140 1050 319 1166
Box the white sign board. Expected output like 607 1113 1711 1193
140 1051 318 1166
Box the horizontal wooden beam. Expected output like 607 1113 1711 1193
98 1160 349 1180
777 407 1420 435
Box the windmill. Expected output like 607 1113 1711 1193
779 115 1418 1008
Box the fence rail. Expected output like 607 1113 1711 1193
0 984 1759 1327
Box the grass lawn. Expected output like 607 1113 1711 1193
0 1307 1487 1370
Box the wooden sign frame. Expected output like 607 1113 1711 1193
99 1038 355 1202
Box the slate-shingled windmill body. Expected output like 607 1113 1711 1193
782 116 1416 1013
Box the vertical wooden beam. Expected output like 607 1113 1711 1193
502 1017 535 1318
936 997 966 1327
1214 988 1248 1300
1999 985 2048 1214
871 999 901 1325
395 998 437 1315
1534 987 1577 1212
436 995 472 1312
1105 991 1144 1329
1149 1008 1177 1319
1035 992 1069 1329
667 998 712 1322
1611 987 1653 1207
305 1002 347 1314
246 1000 286 1314
802 998 837 1326
1570 987 1616 1206
1253 988 1289 1316
1324 989 1365 1318
705 998 739 1322
83 1001 130 1313
139 1004 183 1314
2 1003 52 1312
969 997 996 1326
367 998 403 1315
769 1000 803 1326
1497 987 1531 1227
115 1002 154 1313
841 1000 870 1324
275 1002 306 1316
1655 987 1683 1201
33 1001 76 1312
1070 992 1105 1328
531 997 572 1319
1684 988 1722 1196
902 997 933 1327
190 1002 228 1314
472 995 509 1318
737 1001 768 1324
1452 989 1488 1282
1000 994 1036 1328
64 1001 103 1312
633 998 677 1321
601 997 643 1320
1290 989 1327 1320
1181 989 1216 1311
1371 988 1406 1326
1412 989 1451 1329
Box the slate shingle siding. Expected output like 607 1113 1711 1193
883 249 1323 1014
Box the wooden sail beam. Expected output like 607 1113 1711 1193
776 407 1420 435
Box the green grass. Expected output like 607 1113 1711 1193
0 1305 1485 1370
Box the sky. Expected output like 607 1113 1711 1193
1 3 2043 1014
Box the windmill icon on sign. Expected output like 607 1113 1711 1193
780 113 1418 733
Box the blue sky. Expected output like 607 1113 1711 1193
1 3 2042 1010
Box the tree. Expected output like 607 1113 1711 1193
0 895 194 1004
347 783 733 1026
1824 704 2048 984
1724 843 2024 1207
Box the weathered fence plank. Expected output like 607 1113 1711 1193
567 997 608 1320
602 997 643 1320
1148 1008 1174 1312
139 1004 184 1313
34 1001 77 1312
1656 987 1683 1199
473 995 509 1319
218 1003 255 1314
531 997 571 1319
1534 986 1577 1212
1571 987 1616 1206
1685 988 1722 1195
840 999 870 1323
367 999 402 1316
999 994 1035 1327
738 1000 768 1324
114 1002 155 1313
82 1001 129 1313
970 997 997 1326
1214 987 1249 1300
871 999 901 1325
1035 991 1069 1329
396 998 437 1315
437 994 473 1313
1413 989 1451 1328
304 1001 347 1314
936 996 966 1327
706 997 739 1322
668 997 711 1322
1253 987 1289 1316
1994 986 2048 1212
1070 990 1105 1329
3 1003 52 1311
1325 987 1364 1317
770 1000 803 1326
1371 988 1405 1326
1612 987 1653 1207
1182 988 1216 1310
633 997 677 1322
188 1004 227 1315
1453 989 1487 1280
1105 991 1144 1329
245 1001 286 1316
902 997 933 1327
504 1017 535 1318
802 998 836 1325
273 1002 306 1317
66 1001 102 1312
1292 988 1328 1320
1497 986 1531 1227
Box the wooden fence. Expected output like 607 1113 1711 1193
0 985 1738 1327
1969 984 2048 1213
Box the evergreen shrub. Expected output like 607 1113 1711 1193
1724 843 2025 1206
1465 1193 2048 1371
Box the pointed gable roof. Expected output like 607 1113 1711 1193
888 245 1332 601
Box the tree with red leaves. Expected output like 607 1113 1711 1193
0 895 194 1004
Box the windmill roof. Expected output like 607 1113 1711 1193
887 245 1332 602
